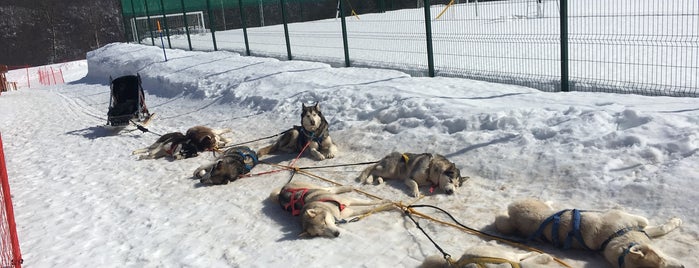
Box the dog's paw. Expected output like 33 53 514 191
324 152 335 159
310 150 326 161
411 191 423 198
194 169 207 178
668 217 683 227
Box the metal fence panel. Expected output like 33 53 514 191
568 0 698 96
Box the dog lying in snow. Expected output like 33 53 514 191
494 199 684 268
193 146 259 185
257 103 337 161
132 132 198 160
185 125 232 152
420 242 559 268
269 181 392 238
356 152 468 197
132 126 232 160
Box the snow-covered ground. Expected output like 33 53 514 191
1 43 697 267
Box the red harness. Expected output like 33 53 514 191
279 188 346 216
280 188 308 216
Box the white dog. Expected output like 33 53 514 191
132 132 198 160
494 199 684 268
420 242 560 268
269 181 392 238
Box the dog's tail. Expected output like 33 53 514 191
257 144 277 158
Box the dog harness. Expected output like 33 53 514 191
278 188 347 217
617 242 639 268
229 146 259 172
296 124 328 149
527 209 594 250
279 188 308 216
598 226 649 252
453 257 521 268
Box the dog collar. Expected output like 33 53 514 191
617 242 638 268
599 226 649 252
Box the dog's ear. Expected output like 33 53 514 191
305 208 318 217
629 244 647 257
459 175 469 185
302 103 307 109
314 103 320 110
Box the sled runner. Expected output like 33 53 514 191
106 74 152 127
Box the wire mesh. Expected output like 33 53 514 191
568 0 698 96
122 0 699 97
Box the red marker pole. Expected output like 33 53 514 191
157 20 168 62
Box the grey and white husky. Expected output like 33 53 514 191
257 103 337 160
357 152 468 197
269 181 392 238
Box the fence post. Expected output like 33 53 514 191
206 0 218 51
1 133 24 268
180 0 193 50
159 0 172 48
143 0 156 46
119 0 130 44
423 0 435 77
339 0 350 67
238 0 251 56
130 0 141 43
280 0 292 60
560 0 569 92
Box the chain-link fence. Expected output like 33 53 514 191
121 0 699 97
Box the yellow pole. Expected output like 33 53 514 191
435 0 455 20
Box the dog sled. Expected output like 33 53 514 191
106 74 152 127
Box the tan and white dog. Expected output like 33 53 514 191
357 152 467 197
257 103 337 161
420 242 560 268
132 132 199 160
269 181 392 238
494 199 684 268
185 126 232 152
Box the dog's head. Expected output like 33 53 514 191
186 126 219 151
621 243 684 268
199 159 240 185
301 103 325 133
300 207 341 238
432 159 467 195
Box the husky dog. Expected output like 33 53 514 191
357 152 468 197
257 103 337 161
269 181 392 238
494 199 684 268
132 132 198 160
421 242 558 268
193 146 259 185
186 126 233 152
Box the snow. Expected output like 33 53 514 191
1 42 697 267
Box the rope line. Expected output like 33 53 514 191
397 204 574 268
221 130 288 149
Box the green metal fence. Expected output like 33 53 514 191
120 0 699 97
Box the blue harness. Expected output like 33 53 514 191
232 146 259 172
527 209 593 250
296 125 326 149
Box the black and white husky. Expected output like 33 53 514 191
257 103 338 160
